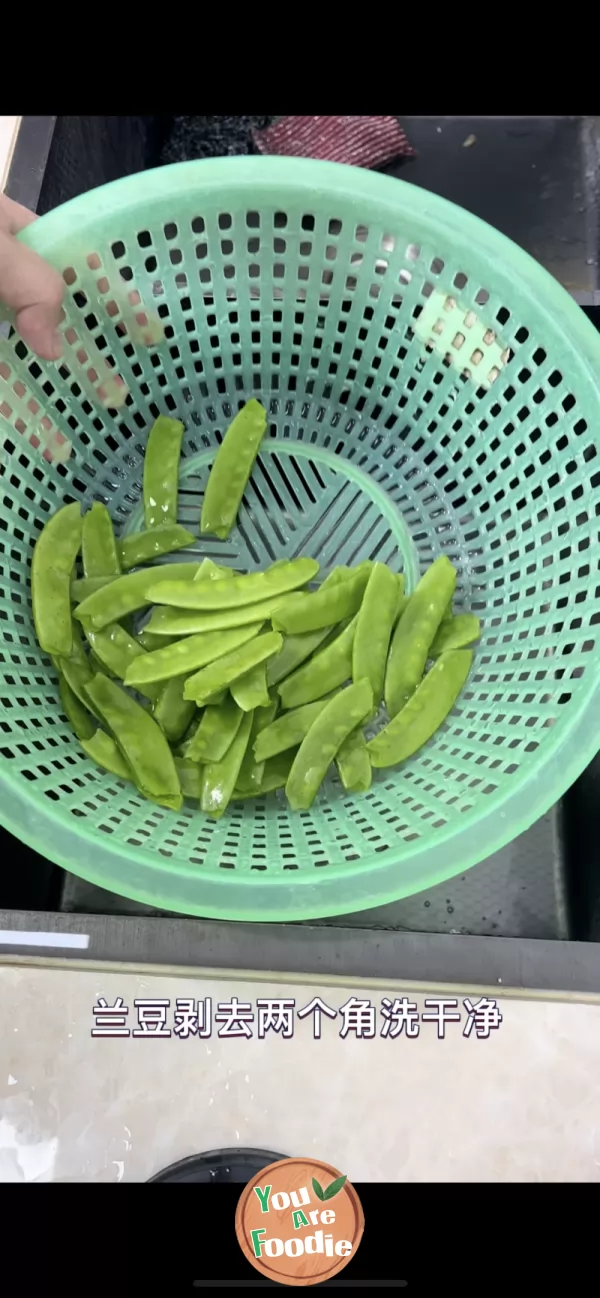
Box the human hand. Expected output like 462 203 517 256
0 193 64 360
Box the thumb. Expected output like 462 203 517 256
0 227 64 361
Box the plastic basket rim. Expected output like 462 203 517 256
2 155 600 920
17 154 600 390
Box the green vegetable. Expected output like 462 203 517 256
80 729 133 781
152 675 197 745
124 623 263 689
73 562 202 630
186 695 244 763
136 628 176 652
335 728 372 794
174 757 203 800
286 679 373 811
201 399 267 539
146 558 319 611
204 688 227 706
385 555 457 718
231 661 270 711
394 592 409 625
429 613 480 657
145 592 307 639
143 415 185 529
57 651 102 723
369 650 472 767
118 524 195 570
253 695 336 763
278 618 357 710
82 622 160 702
201 710 254 818
184 631 283 704
233 750 296 799
264 570 354 690
272 565 370 635
353 562 400 707
71 575 117 603
85 673 182 810
32 501 82 657
82 502 121 577
236 695 279 793
193 558 232 582
58 673 95 741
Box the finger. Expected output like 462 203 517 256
0 192 38 234
0 228 64 360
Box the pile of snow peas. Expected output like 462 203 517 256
31 399 480 818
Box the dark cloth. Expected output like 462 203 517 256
161 116 278 164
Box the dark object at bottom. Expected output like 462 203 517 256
148 1147 287 1184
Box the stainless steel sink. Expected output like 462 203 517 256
2 115 599 996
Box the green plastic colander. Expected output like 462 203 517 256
1 157 600 922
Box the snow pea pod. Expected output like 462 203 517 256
152 675 197 745
81 729 133 781
335 727 371 794
174 757 203 801
369 649 472 768
180 689 227 727
85 673 182 810
286 679 373 811
193 558 232 582
201 710 254 818
89 649 109 677
73 562 202 630
53 617 88 668
430 613 480 657
352 562 399 707
200 399 267 539
145 592 305 639
253 694 336 763
272 565 370 635
175 713 204 757
278 617 357 710
234 751 296 800
205 688 227 706
266 625 331 688
143 415 185 529
32 501 82 657
82 502 121 578
118 524 195 571
58 673 95 741
136 628 175 652
146 558 319 611
231 661 270 711
394 592 409 625
186 695 243 763
236 695 279 793
385 555 457 718
125 623 262 689
184 632 283 705
82 622 160 702
71 575 116 603
57 652 102 724
265 569 350 688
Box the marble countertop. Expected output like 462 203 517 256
1 963 599 1182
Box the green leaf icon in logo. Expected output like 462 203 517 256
312 1177 325 1201
323 1174 347 1201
